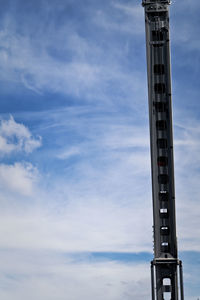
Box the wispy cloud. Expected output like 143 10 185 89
0 1 146 103
56 146 81 160
93 2 144 35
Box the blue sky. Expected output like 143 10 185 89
0 0 199 299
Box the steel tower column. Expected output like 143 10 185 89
141 1 184 299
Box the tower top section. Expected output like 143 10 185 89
142 0 171 6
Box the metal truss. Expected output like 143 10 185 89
142 1 184 299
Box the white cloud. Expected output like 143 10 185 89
0 116 42 155
0 114 152 253
0 197 152 252
0 162 38 197
0 249 151 300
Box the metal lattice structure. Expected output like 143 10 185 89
142 1 184 299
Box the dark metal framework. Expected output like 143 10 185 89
142 1 184 299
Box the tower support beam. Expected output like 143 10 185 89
142 1 184 299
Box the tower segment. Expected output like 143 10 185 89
142 1 184 299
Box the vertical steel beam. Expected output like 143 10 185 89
141 0 184 299
151 261 156 300
179 261 184 300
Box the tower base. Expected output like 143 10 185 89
151 259 184 300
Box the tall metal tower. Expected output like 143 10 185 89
142 1 184 299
